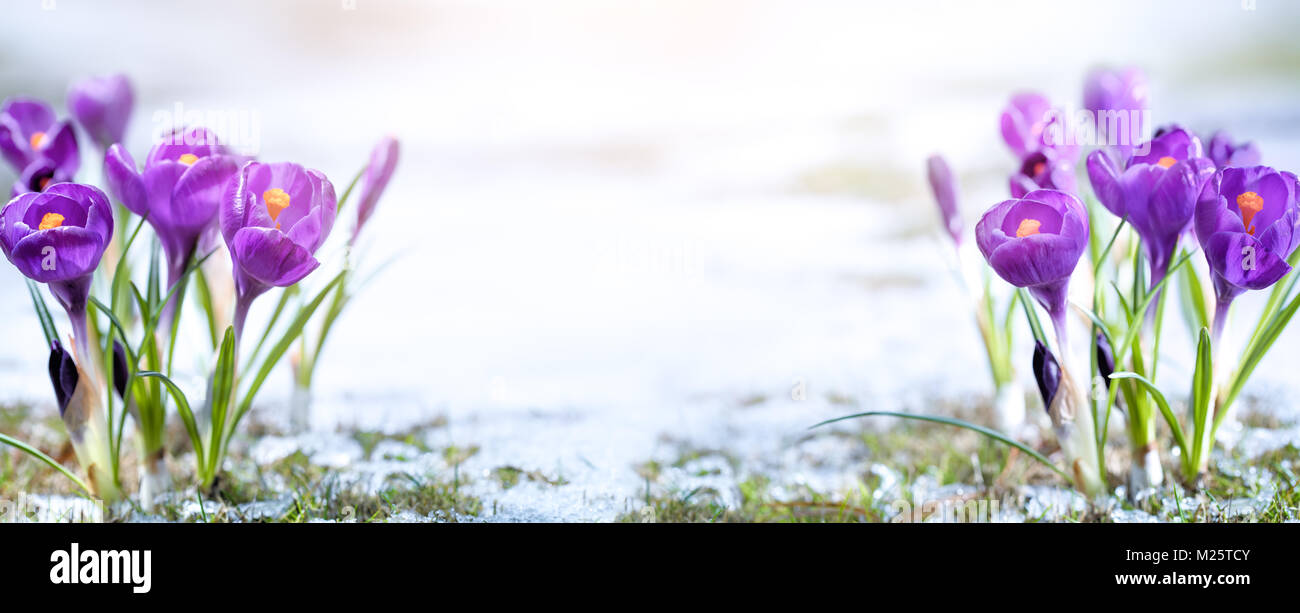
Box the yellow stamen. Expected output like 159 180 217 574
29 131 47 150
38 212 65 231
38 176 52 191
1238 191 1264 235
178 153 199 165
1156 156 1177 169
263 188 291 231
1016 218 1042 238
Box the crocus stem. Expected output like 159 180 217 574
1212 297 1232 346
1031 279 1072 357
232 292 254 345
48 276 97 381
158 250 192 344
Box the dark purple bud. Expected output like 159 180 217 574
47 340 79 417
1032 340 1061 411
111 340 130 399
1094 332 1116 390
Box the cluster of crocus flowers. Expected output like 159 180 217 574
104 126 241 329
0 72 400 506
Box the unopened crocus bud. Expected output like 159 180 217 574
111 340 130 399
1094 332 1116 390
926 154 963 246
1032 340 1061 412
67 74 134 151
47 340 79 417
352 135 399 245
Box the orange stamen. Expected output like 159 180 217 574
1016 218 1042 238
29 131 47 150
1238 191 1264 235
38 212 65 231
263 188 291 231
1156 156 1177 169
178 153 199 165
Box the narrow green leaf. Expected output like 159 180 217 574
1189 328 1214 470
1220 289 1300 429
235 271 346 424
1178 255 1209 338
1092 216 1128 276
809 411 1070 480
1109 372 1189 461
26 279 58 347
333 165 366 217
193 269 220 349
135 371 205 471
0 433 92 496
206 327 238 473
1017 288 1047 346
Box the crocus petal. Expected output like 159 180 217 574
355 136 399 237
230 226 320 288
44 183 113 252
67 74 134 149
1205 232 1291 291
10 225 104 282
39 122 81 176
169 154 238 234
104 143 149 216
1087 150 1126 217
145 126 225 167
0 191 40 257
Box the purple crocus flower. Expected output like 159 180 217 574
221 161 337 338
0 97 81 182
12 156 76 197
1083 67 1148 122
1009 150 1077 199
976 189 1089 351
0 183 113 360
352 135 399 245
104 126 240 293
1000 93 1077 162
1206 131 1260 171
67 74 134 151
925 154 964 246
1194 165 1300 339
1087 127 1215 289
1084 67 1148 157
